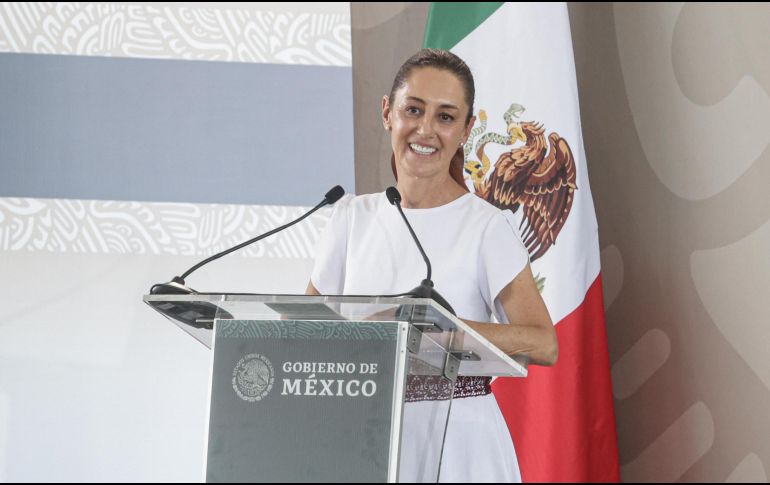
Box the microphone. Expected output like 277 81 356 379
150 185 345 295
385 187 455 315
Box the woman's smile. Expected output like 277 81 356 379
408 142 438 157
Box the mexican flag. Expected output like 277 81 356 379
424 3 619 482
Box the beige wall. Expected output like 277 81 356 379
352 2 770 482
569 3 770 481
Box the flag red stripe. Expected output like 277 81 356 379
492 273 620 482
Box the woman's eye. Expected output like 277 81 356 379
406 107 421 115
440 113 455 122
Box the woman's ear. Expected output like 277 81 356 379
382 95 392 131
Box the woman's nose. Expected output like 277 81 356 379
416 117 435 136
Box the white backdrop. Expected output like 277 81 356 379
0 1 351 481
0 225 326 481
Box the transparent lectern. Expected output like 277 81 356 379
144 294 527 483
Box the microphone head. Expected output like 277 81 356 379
324 185 345 205
149 276 196 295
385 186 401 205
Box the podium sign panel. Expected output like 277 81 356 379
206 320 407 482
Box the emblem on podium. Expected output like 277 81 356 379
232 354 274 402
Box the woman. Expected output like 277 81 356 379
307 49 557 482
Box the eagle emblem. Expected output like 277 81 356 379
232 354 275 402
464 104 578 263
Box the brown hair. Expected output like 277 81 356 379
388 49 475 191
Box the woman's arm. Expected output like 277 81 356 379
308 264 557 365
463 264 558 366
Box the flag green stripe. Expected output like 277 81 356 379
423 2 504 50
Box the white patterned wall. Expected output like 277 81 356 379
0 198 328 258
0 2 351 65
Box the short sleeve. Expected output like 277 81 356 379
310 194 352 295
478 210 530 318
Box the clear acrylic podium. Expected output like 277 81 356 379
144 294 527 483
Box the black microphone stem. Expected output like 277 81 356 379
180 201 326 281
386 186 455 315
150 185 344 295
392 203 432 281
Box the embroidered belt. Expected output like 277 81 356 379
404 375 492 403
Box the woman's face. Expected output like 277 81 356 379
383 67 474 182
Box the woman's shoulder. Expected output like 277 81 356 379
337 190 511 225
336 192 387 214
459 193 513 226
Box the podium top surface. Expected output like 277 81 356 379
144 293 527 377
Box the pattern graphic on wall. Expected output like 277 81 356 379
0 198 328 257
0 1 353 254
0 2 351 65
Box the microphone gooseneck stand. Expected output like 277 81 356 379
385 186 456 316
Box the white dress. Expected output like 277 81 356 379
311 191 529 483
